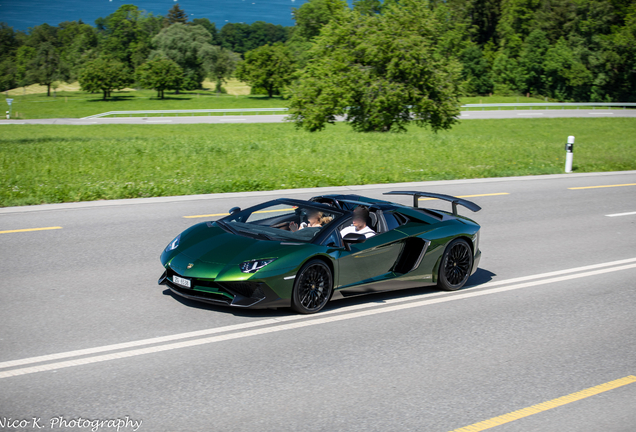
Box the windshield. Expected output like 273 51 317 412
219 201 342 243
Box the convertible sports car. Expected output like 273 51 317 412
159 191 481 314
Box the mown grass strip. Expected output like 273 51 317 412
1 118 635 207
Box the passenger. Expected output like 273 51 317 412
290 210 329 232
340 207 375 238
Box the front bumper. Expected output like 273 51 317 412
158 269 289 309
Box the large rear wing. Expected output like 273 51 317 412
383 191 481 216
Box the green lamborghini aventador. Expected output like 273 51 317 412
159 191 481 314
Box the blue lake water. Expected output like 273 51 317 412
1 0 328 31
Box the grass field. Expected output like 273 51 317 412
1 79 277 119
2 86 553 120
1 118 634 207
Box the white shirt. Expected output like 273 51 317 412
340 225 376 239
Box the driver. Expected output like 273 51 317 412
340 207 376 238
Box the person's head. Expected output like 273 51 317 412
352 207 369 231
307 210 323 226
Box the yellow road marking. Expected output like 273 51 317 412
183 212 229 219
0 226 62 235
419 193 509 201
569 183 636 190
184 208 295 219
449 375 636 432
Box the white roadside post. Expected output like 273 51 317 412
565 135 574 173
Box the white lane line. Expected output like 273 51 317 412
464 256 636 289
606 211 636 217
6 256 635 371
144 120 173 123
219 118 246 121
1 258 635 379
517 113 544 116
589 112 614 115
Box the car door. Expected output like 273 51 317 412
335 228 408 295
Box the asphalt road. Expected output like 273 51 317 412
1 108 635 125
1 171 636 432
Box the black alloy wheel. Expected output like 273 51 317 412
292 259 333 314
437 238 473 291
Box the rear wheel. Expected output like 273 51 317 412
437 238 473 291
292 259 333 314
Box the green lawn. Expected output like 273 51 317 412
1 90 288 119
1 118 635 207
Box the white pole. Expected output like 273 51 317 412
565 136 574 173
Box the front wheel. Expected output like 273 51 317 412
291 259 333 314
437 238 473 291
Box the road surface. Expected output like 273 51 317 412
1 108 635 125
1 171 636 432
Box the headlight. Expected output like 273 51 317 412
165 234 181 252
240 259 276 273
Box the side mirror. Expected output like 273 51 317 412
343 232 366 251
229 207 241 214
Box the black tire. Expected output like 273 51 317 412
291 259 333 314
437 238 473 291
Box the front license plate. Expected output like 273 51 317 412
173 275 191 288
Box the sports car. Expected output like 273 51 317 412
158 191 481 314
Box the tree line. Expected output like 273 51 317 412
0 3 291 98
0 0 634 130
290 0 635 131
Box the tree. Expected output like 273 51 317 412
235 43 295 97
191 18 219 44
219 23 251 53
200 46 240 93
15 46 37 89
165 4 188 26
590 4 636 102
150 23 213 90
78 57 132 100
136 58 184 99
460 44 494 95
97 5 163 69
291 0 348 41
288 0 462 132
0 22 19 61
353 0 383 16
496 0 541 56
246 21 289 51
29 42 62 96
0 59 16 92
57 21 99 81
490 51 522 94
542 37 592 100
0 23 19 91
467 0 502 46
218 22 289 54
517 28 549 95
